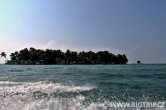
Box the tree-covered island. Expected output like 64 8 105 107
6 47 128 65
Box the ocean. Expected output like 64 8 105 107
0 64 165 110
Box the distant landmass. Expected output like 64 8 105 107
5 47 128 65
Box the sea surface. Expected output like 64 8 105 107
0 64 165 110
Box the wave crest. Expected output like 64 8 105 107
0 81 95 95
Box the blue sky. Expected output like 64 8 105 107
0 0 166 63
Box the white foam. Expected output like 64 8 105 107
0 81 97 110
0 81 165 110
0 81 95 95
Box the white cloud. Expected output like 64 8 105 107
43 40 56 49
42 40 71 52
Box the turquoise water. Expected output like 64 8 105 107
0 64 166 110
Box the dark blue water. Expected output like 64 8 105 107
0 64 165 110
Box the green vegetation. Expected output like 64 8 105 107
0 52 7 59
137 60 141 64
8 47 128 64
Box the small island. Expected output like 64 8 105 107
5 47 128 65
137 60 142 64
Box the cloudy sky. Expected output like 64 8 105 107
0 0 166 63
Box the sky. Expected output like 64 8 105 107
0 0 166 63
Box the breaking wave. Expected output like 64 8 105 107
0 81 165 110
0 81 94 94
0 81 100 110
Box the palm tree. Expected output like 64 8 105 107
0 52 7 60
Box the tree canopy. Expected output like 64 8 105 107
9 48 128 64
0 52 7 59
